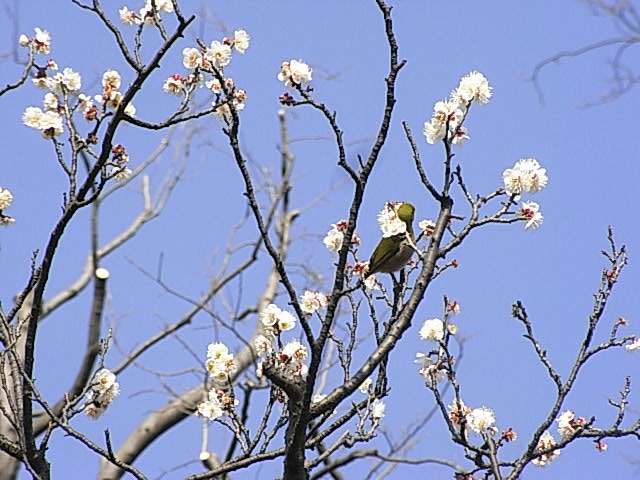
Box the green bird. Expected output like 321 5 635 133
367 202 415 277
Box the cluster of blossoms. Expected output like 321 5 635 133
205 342 236 385
0 187 15 226
161 30 250 120
377 202 408 238
260 303 297 335
21 54 137 180
531 431 561 466
22 63 83 139
323 219 360 252
502 158 548 230
300 290 328 315
197 388 238 421
19 27 51 55
423 71 492 145
119 0 174 26
94 69 136 117
278 59 313 87
502 158 548 196
85 369 120 419
255 339 309 380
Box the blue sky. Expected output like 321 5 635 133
1 1 639 478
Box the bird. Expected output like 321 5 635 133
367 202 415 277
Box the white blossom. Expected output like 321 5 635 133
43 92 58 111
33 28 51 54
206 41 232 68
532 431 561 466
183 47 202 70
453 71 492 105
233 30 250 54
114 167 132 182
466 406 495 433
364 274 379 290
377 202 407 238
503 158 548 196
260 303 281 327
207 342 229 362
50 67 82 93
419 318 444 342
519 201 543 230
102 70 121 91
0 188 14 210
119 7 141 25
359 378 372 394
418 219 436 236
371 399 386 419
300 290 327 315
423 100 463 145
38 111 64 138
253 335 272 355
163 75 184 95
278 59 312 87
22 106 44 128
19 34 29 47
276 310 296 332
197 392 223 420
281 340 307 361
423 120 446 144
626 338 640 351
205 341 236 384
323 224 344 252
451 126 469 146
85 369 120 419
557 410 584 437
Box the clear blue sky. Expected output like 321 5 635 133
1 1 638 478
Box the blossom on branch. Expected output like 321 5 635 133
452 71 492 105
423 100 463 145
557 410 586 437
466 406 496 433
300 290 328 315
418 219 436 236
119 7 141 25
503 158 548 196
163 74 184 95
278 59 313 87
205 41 232 68
205 342 236 385
85 369 120 419
532 431 561 466
233 30 250 54
50 67 82 94
625 337 640 352
182 47 203 70
419 318 444 342
32 27 51 55
519 201 544 230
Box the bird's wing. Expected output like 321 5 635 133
368 235 402 275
